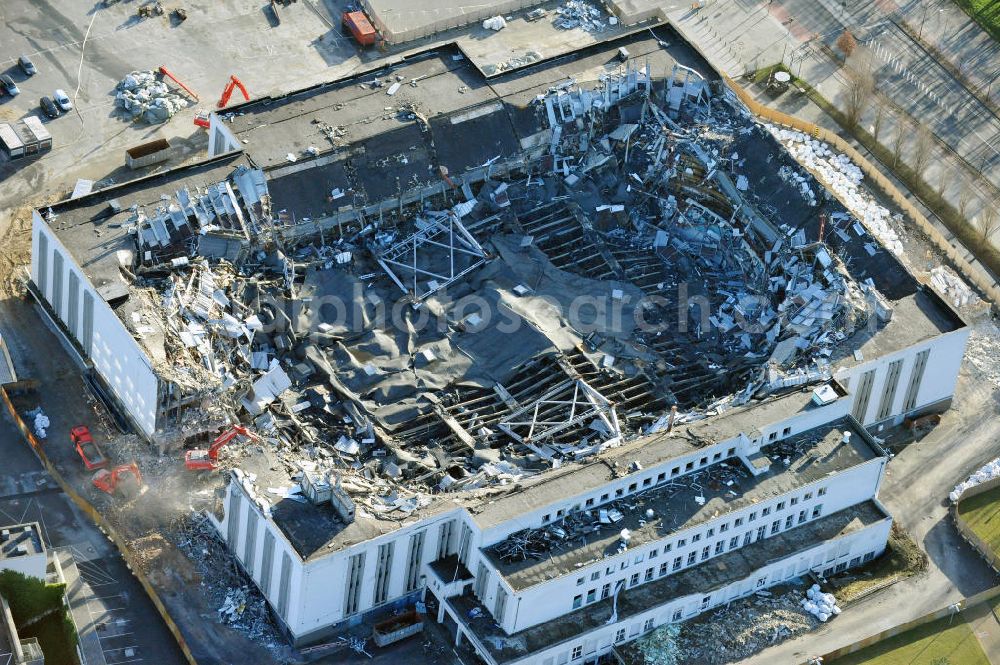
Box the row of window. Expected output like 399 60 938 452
544 447 740 525
572 503 826 609
574 487 828 588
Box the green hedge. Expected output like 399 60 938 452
0 570 78 665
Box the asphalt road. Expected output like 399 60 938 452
740 351 1000 664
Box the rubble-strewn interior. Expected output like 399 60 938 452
44 61 918 553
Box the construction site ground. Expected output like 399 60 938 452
0 309 186 665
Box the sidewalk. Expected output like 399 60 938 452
57 547 108 665
966 599 1000 664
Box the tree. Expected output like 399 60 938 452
872 101 886 141
959 178 977 220
976 206 1000 243
843 60 875 129
891 117 908 167
836 30 858 58
912 124 934 179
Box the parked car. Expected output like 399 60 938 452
53 89 72 112
18 55 36 76
40 97 59 119
0 75 19 96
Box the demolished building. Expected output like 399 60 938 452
28 31 970 664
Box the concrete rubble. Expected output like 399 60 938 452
115 70 189 124
630 589 818 664
554 0 612 33
950 455 1000 502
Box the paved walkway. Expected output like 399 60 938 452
57 547 108 665
966 600 1000 664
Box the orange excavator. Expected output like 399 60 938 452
217 75 249 109
158 65 199 101
185 425 259 471
93 463 144 499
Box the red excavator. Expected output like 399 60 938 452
157 65 199 101
184 425 259 471
217 75 249 109
93 463 143 499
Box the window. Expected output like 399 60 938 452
644 618 655 632
606 566 614 576
671 466 680 477
798 510 807 524
687 552 697 565
782 426 791 436
743 532 752 546
768 432 777 441
713 452 722 461
776 501 786 511
804 492 813 501
790 497 799 506
649 548 658 559
818 487 827 496
643 478 652 487
659 562 668 576
615 628 627 642
591 571 601 581
673 556 682 571
645 567 654 582
692 534 701 543
729 536 739 549
557 509 565 517
700 457 708 466
836 562 848 573
849 556 861 567
720 523 728 533
701 596 711 607
629 483 638 492
685 461 694 471
615 488 624 497
630 573 640 586
572 645 583 660
771 520 781 534
678 538 686 548
734 518 743 527
749 512 757 522
707 528 715 537
577 577 585 586
586 589 596 603
863 551 876 562
573 595 582 609
601 493 609 502
756 526 766 541
812 505 823 519
634 554 644 565
621 560 629 570
664 543 672 552
701 546 710 560
715 541 724 554
543 514 551 523
586 498 594 507
762 507 771 516
823 567 835 578
602 583 611 599
756 577 767 588
727 447 735 456
785 515 794 529
672 609 683 621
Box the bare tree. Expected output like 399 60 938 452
836 30 858 58
843 58 875 129
871 101 886 141
891 118 908 167
936 164 949 197
912 125 934 179
959 178 976 220
976 206 1000 242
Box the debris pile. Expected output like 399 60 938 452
769 127 904 256
631 589 818 664
115 70 188 124
554 0 611 32
482 15 506 31
801 584 841 621
27 408 49 438
929 265 979 308
966 322 1000 388
177 514 285 646
950 456 1000 502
